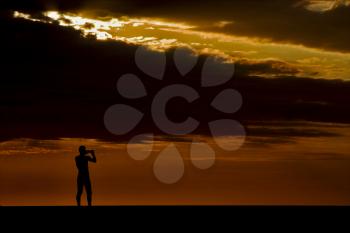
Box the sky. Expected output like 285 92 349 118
1 0 350 139
1 0 350 205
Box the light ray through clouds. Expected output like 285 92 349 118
13 10 350 80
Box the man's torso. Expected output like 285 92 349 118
75 155 90 175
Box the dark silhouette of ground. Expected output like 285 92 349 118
75 145 96 206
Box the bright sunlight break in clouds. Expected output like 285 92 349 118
14 10 350 80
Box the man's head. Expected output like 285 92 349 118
79 145 86 155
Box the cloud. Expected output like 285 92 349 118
299 0 350 12
28 0 348 53
1 15 350 142
247 125 341 138
235 59 301 76
14 9 350 81
186 0 350 53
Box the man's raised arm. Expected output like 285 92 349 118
87 150 97 163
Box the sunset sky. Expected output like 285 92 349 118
1 0 350 206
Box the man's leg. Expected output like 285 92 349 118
85 177 92 206
76 176 83 206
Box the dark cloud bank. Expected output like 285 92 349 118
3 0 350 52
0 11 350 142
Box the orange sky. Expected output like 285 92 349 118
1 122 350 205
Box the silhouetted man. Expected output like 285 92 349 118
75 145 96 206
